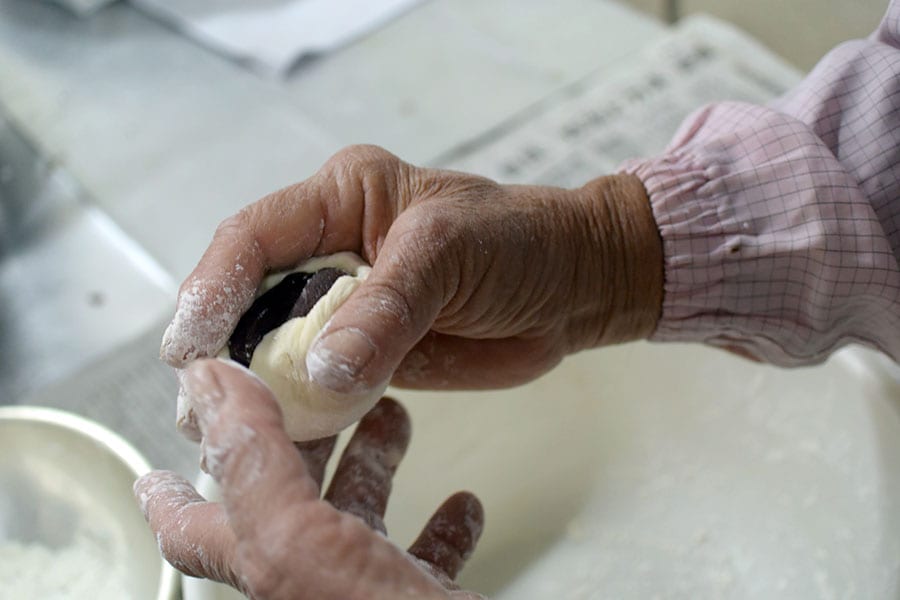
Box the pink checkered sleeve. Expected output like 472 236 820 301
620 2 900 365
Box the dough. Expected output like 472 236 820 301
219 252 386 441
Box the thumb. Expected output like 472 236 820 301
306 227 451 395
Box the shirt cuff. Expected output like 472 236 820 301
620 102 900 365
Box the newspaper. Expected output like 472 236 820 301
437 15 802 185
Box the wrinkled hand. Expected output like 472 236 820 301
160 145 662 394
134 359 485 600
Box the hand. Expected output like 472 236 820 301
160 145 662 393
134 359 485 600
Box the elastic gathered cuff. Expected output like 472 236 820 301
620 102 900 365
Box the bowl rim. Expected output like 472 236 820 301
0 405 180 600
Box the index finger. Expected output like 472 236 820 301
182 358 320 539
134 470 240 587
160 180 336 367
160 145 406 367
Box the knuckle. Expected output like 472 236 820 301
214 209 252 241
157 526 193 574
523 339 563 378
411 168 498 204
364 279 417 328
400 206 464 272
237 529 304 599
396 204 458 251
319 145 408 221
211 207 268 265
216 191 294 249
378 205 465 311
325 144 400 178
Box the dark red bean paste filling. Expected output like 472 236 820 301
228 268 344 367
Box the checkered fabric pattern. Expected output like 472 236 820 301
620 2 900 365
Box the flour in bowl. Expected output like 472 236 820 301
0 527 133 600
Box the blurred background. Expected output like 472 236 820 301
2 1 899 599
629 0 886 70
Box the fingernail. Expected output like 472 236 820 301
199 438 211 476
159 321 174 359
176 385 202 443
306 327 376 394
159 317 194 366
183 360 225 430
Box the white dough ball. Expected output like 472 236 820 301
219 252 386 441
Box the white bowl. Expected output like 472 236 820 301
0 406 178 600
